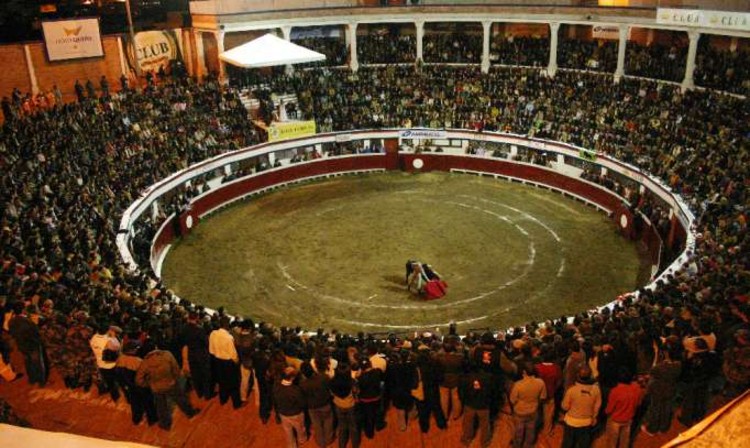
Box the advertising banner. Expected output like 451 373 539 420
125 30 184 74
591 25 631 40
657 8 750 32
42 18 104 61
268 120 317 142
399 129 447 139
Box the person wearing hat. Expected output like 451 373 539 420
679 337 717 427
273 366 308 448
560 365 601 448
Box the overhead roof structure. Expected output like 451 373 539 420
219 33 326 68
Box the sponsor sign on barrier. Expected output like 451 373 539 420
42 18 104 61
268 120 317 142
399 129 448 139
657 8 750 31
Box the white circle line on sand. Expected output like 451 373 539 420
332 315 489 329
460 195 562 242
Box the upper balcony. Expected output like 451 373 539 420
189 0 750 17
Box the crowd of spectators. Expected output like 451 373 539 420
423 32 483 64
492 36 550 67
558 39 618 73
291 37 349 67
694 42 750 96
1 34 749 448
358 34 417 64
626 42 687 82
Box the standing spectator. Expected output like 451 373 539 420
437 340 465 421
386 350 416 431
273 366 308 448
209 316 242 408
7 302 46 387
120 73 129 92
459 363 493 448
561 366 601 448
357 359 384 439
136 340 200 430
300 362 334 448
604 368 643 448
90 323 122 402
85 79 97 99
64 312 97 391
73 80 84 101
100 75 110 98
535 344 563 436
330 362 361 448
179 312 213 399
641 343 682 436
413 347 447 433
235 319 256 403
116 341 158 426
679 338 717 427
510 362 547 448
52 84 62 105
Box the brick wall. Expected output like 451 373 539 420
0 36 125 105
0 45 31 100
29 36 125 101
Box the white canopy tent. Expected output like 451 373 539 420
219 33 326 68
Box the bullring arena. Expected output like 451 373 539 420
1 1 749 448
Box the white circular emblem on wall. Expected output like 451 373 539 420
185 215 194 229
619 213 628 229
412 158 424 169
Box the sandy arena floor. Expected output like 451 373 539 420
162 172 648 333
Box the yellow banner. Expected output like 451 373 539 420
267 120 316 142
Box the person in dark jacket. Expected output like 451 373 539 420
679 339 717 427
273 366 307 447
8 301 46 386
330 363 361 448
179 312 213 399
413 347 447 433
116 340 157 425
386 350 416 431
357 359 383 439
300 362 334 448
460 364 494 447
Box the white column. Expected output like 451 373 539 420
481 21 492 74
181 29 194 77
281 26 294 74
281 26 291 41
215 30 227 83
682 31 700 90
23 45 39 95
547 22 560 78
415 20 424 63
116 36 129 77
193 30 205 80
348 23 359 72
614 25 628 83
